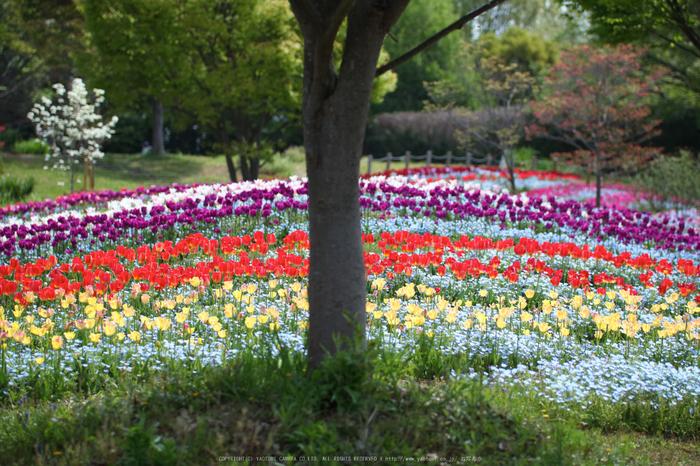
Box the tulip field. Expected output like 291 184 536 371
1 164 699 455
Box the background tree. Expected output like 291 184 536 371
28 78 118 193
77 0 192 155
287 0 507 370
0 0 45 129
526 44 667 207
562 0 700 152
168 0 303 182
451 54 537 191
12 0 86 85
425 26 556 110
370 0 461 114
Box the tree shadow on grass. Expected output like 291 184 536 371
96 153 205 185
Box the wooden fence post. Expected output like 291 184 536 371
446 151 452 167
427 150 432 168
405 151 411 169
386 152 392 171
367 154 372 175
486 153 492 166
531 154 537 171
466 152 471 166
552 157 558 172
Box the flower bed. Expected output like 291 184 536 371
0 168 697 419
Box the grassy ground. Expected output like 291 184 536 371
0 148 308 204
1 347 697 466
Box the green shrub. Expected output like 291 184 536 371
636 151 700 211
11 138 50 155
0 175 35 204
0 128 22 149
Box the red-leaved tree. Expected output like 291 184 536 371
526 44 667 207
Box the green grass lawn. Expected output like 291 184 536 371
1 148 308 204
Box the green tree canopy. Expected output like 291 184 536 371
371 0 461 114
0 0 45 128
563 0 700 99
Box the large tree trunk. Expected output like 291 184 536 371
225 152 237 182
294 1 407 371
506 148 516 192
239 155 259 181
151 98 164 155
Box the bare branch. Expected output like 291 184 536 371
375 0 508 77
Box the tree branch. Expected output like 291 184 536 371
375 0 508 77
310 0 356 109
288 0 322 35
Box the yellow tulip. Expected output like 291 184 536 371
122 305 136 318
388 298 402 312
51 335 63 350
525 289 535 299
104 323 117 336
244 316 257 329
371 278 386 290
154 317 171 331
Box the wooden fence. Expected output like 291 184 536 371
366 151 558 174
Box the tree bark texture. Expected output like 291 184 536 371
291 0 409 370
151 98 164 155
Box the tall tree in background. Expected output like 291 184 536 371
12 0 86 85
563 0 700 150
288 0 507 370
454 55 537 192
0 0 45 128
426 26 557 110
371 0 461 113
78 0 187 155
526 44 666 207
169 0 302 182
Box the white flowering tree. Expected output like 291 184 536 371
28 78 118 193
